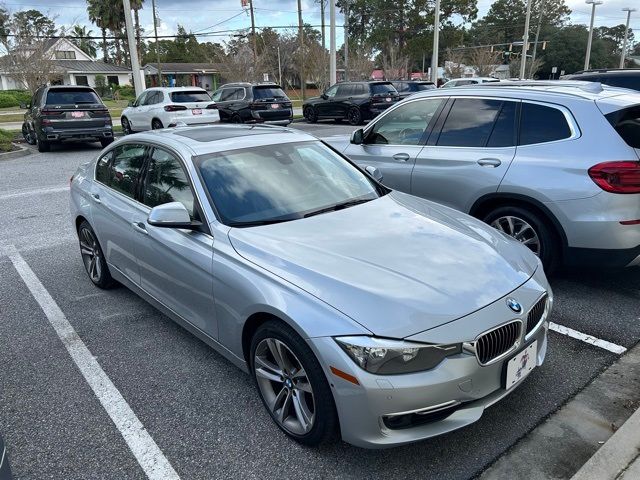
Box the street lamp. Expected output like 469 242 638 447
584 0 603 71
620 8 636 68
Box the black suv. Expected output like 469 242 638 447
562 69 640 92
391 80 436 99
22 85 114 152
211 83 293 125
303 81 400 125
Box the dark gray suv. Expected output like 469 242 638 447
21 85 114 152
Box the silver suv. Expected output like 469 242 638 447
325 81 640 271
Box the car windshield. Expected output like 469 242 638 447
370 83 396 95
253 87 287 100
170 91 211 102
195 141 382 226
46 89 100 105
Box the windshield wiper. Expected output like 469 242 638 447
229 217 297 227
303 198 374 218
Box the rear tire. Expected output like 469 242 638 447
22 123 36 145
231 114 243 124
77 220 117 289
100 138 113 148
37 137 50 152
250 320 339 447
347 107 363 126
483 205 559 273
151 119 163 130
303 106 318 123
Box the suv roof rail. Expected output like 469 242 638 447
480 80 604 93
574 68 640 74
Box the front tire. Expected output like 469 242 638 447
250 321 338 446
303 106 318 123
483 205 559 273
347 106 363 126
77 221 116 289
121 117 132 135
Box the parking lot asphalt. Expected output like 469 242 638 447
0 126 639 480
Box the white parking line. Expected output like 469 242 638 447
5 245 181 480
549 322 627 354
0 185 69 201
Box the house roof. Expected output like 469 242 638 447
143 63 220 74
54 60 132 73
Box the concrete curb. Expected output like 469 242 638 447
571 405 640 480
0 143 31 161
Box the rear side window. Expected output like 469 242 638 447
46 89 100 105
519 103 572 145
370 83 395 95
606 105 640 148
253 87 287 100
95 151 113 184
110 144 147 198
437 98 503 147
170 91 211 102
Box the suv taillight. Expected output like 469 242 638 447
164 105 187 112
588 161 640 194
206 103 218 110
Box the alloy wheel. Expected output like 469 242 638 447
347 108 361 125
490 215 541 255
79 227 102 283
253 338 315 436
121 118 131 135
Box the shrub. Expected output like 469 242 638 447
0 128 15 152
116 85 135 99
0 93 19 108
5 90 31 104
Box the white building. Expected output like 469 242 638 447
0 38 132 90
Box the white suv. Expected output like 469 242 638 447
121 87 219 133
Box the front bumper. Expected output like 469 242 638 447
309 270 551 448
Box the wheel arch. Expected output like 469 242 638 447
75 214 88 232
241 311 290 366
469 193 568 249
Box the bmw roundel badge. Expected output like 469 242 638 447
506 298 523 314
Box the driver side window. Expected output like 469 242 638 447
324 85 338 98
366 98 444 146
133 91 147 107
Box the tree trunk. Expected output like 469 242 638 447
134 8 142 65
102 27 108 62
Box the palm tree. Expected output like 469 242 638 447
71 25 98 58
130 0 144 62
87 0 109 62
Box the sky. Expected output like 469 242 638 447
2 0 639 49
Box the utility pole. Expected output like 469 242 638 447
249 0 258 68
320 0 327 84
584 0 603 71
123 0 143 97
297 0 305 99
520 0 532 79
431 0 440 84
529 0 545 78
329 0 336 85
151 0 162 87
277 46 282 86
344 0 349 81
620 8 636 68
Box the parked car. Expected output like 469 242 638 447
211 82 292 125
70 124 551 449
21 85 114 153
303 81 401 125
391 80 436 99
120 87 219 134
324 81 640 271
562 69 640 92
441 77 500 88
0 433 12 480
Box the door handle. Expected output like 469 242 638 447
477 158 502 168
393 153 410 162
131 221 148 235
91 193 101 204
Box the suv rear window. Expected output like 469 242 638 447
253 87 287 100
370 83 396 95
46 88 101 105
170 91 211 102
606 105 640 148
601 75 640 92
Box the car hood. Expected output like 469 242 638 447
228 192 538 338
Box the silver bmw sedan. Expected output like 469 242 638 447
69 124 552 449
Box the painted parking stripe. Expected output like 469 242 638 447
5 245 181 480
549 322 627 355
0 185 68 201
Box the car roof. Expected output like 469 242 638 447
117 124 317 157
412 80 640 103
145 86 208 92
569 69 640 76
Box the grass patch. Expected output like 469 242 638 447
0 128 16 151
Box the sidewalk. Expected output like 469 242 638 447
571 403 640 480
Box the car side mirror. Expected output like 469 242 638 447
147 202 197 229
350 128 364 145
364 165 383 182
321 93 328 100
128 100 134 107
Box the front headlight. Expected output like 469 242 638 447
335 336 462 375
